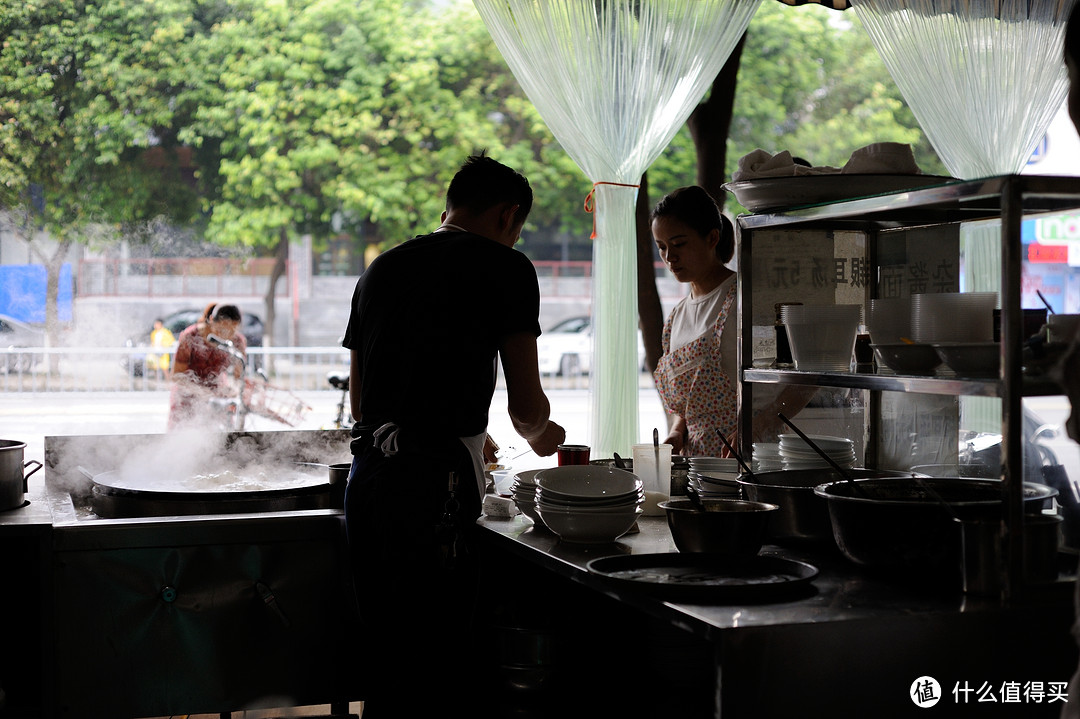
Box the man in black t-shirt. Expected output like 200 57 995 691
341 153 565 716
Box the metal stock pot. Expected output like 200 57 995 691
0 439 42 511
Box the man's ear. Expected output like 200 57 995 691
499 203 520 231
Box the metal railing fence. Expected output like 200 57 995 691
0 346 640 394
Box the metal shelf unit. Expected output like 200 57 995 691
735 174 1080 600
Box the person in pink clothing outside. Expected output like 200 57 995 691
167 303 247 429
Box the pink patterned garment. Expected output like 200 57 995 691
653 283 738 457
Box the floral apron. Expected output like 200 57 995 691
653 283 738 457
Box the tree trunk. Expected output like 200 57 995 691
687 33 745 211
264 227 289 354
635 172 664 375
39 237 71 372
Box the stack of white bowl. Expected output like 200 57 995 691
688 456 741 499
781 304 863 371
752 443 783 472
509 469 544 525
533 466 643 543
778 433 855 470
911 292 997 343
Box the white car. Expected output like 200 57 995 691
536 316 646 375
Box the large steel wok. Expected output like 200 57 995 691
89 467 331 518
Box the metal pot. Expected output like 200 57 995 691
736 468 913 545
0 439 42 511
814 477 1058 584
328 462 350 508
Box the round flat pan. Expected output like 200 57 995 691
92 468 328 498
586 553 818 603
90 469 331 518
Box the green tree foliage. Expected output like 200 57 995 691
0 0 213 342
0 0 943 285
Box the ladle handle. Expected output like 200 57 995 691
714 429 754 478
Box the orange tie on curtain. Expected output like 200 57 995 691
584 181 641 240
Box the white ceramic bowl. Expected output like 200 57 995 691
535 505 642 544
534 466 642 500
534 486 643 508
535 493 643 512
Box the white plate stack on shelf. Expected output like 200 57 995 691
778 433 855 471
752 443 783 472
532 466 643 543
688 456 741 499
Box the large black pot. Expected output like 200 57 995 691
814 477 1057 583
736 468 914 545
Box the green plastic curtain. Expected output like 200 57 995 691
473 0 762 457
849 0 1076 179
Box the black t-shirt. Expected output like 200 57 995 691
342 230 541 438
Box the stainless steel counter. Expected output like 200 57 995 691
474 513 1080 717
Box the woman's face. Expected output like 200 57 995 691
652 215 719 283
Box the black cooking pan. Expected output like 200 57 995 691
90 469 331 518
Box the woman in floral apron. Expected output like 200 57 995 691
651 186 738 457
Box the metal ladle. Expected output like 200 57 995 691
714 428 754 479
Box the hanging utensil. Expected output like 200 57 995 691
612 451 628 470
714 428 754 479
1037 289 1055 315
777 413 870 498
652 427 661 495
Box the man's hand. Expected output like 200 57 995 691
525 420 566 457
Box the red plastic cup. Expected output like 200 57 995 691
557 444 591 466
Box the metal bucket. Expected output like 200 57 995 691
0 439 42 511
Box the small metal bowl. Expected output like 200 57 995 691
658 498 778 556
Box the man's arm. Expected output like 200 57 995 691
349 349 362 424
499 331 565 456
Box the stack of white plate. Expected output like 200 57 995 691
509 469 544 525
533 466 643 543
687 456 741 499
778 433 855 470
752 443 783 472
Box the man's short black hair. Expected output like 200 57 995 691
445 151 533 227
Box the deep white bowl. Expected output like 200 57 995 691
536 494 643 513
534 486 643 507
536 505 642 543
534 466 642 500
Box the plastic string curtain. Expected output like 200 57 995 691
473 0 762 456
849 0 1076 179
